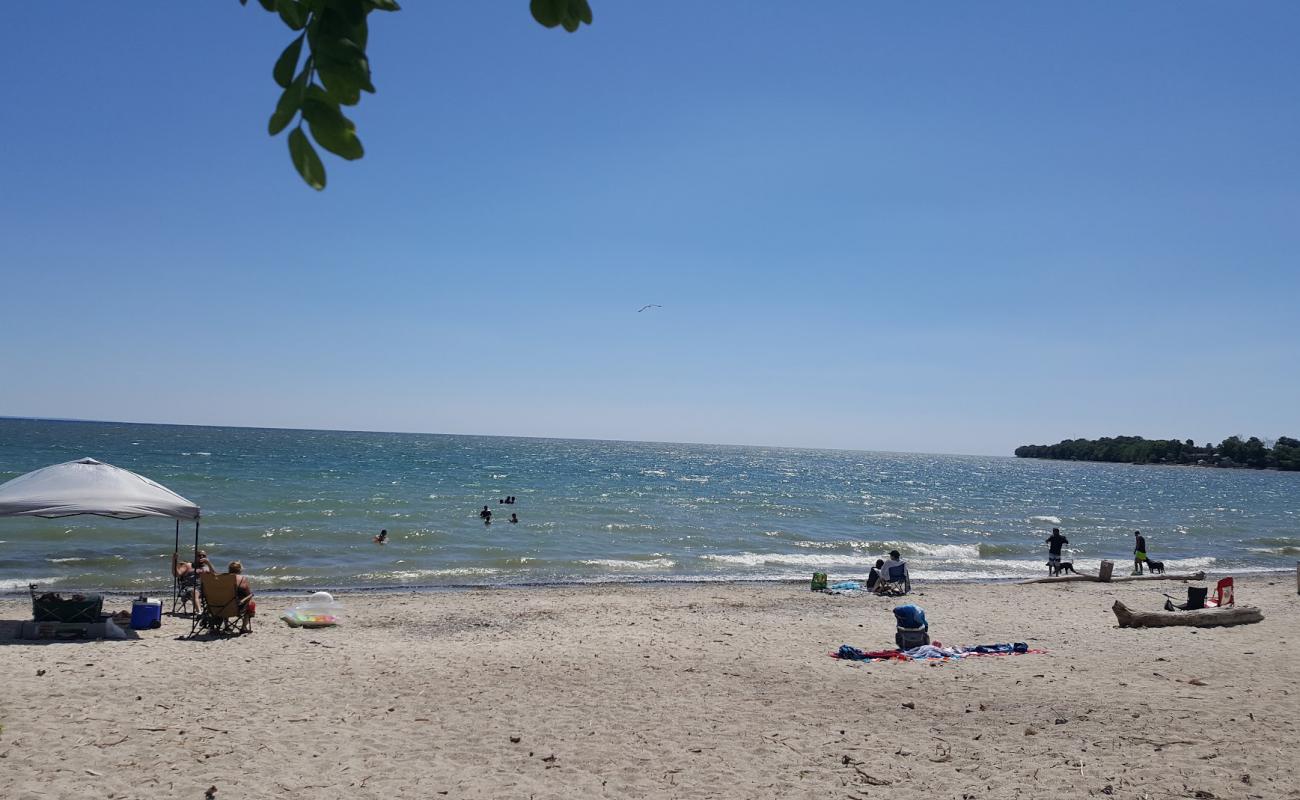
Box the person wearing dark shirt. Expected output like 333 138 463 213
865 559 884 591
1133 530 1148 574
1045 527 1069 571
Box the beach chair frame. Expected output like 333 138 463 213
190 573 248 637
880 563 912 595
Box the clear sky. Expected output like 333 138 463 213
2 2 1297 455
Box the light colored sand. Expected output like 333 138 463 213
1 575 1298 799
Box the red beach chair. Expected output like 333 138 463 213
1205 577 1234 608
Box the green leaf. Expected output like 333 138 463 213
268 68 309 135
272 34 305 89
302 92 364 160
288 127 326 190
531 0 592 31
315 40 373 106
530 0 561 27
277 0 308 30
368 0 400 10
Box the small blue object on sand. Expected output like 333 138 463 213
830 581 861 591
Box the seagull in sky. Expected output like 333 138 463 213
637 304 663 313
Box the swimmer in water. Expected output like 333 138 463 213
374 529 388 544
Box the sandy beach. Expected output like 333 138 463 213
2 575 1298 799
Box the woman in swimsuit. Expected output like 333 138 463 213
226 560 256 633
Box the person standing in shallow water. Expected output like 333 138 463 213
480 505 492 525
374 529 388 544
1045 527 1068 572
1133 530 1148 574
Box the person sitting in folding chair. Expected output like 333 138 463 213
227 560 256 633
172 549 214 615
874 550 912 596
191 563 255 636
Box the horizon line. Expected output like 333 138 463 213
0 415 1010 460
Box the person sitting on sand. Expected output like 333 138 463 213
226 561 256 633
865 559 884 591
1133 530 1148 575
374 529 388 544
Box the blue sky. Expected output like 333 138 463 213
2 2 1297 455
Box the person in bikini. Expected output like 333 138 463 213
226 560 256 633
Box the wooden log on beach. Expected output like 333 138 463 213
1019 570 1206 586
1112 600 1263 629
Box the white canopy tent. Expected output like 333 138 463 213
0 457 200 520
0 457 202 608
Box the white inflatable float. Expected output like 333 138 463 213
280 591 343 628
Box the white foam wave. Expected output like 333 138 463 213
866 512 903 519
1029 515 1062 524
578 558 676 570
905 543 981 559
641 469 668 477
603 523 656 532
2 577 61 591
700 552 882 568
47 557 85 563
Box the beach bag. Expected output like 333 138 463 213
811 572 828 591
895 628 931 650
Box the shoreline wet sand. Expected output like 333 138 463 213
2 575 1297 799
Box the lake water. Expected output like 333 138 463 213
1 418 1296 593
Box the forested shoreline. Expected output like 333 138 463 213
1014 435 1300 470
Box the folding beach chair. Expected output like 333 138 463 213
879 563 912 596
172 571 200 616
893 604 929 649
1205 577 1234 608
190 573 248 636
1163 585 1208 611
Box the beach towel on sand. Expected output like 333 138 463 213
832 642 1038 663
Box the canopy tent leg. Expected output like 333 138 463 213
172 519 180 613
193 520 200 561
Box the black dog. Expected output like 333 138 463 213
1047 560 1076 577
1147 559 1165 574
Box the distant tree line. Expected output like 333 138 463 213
1014 435 1300 471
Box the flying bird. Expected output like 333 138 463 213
637 304 662 313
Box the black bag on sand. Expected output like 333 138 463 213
896 627 930 650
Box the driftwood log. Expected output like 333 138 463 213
1112 600 1263 628
1019 570 1205 586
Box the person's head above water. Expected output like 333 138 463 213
889 550 901 561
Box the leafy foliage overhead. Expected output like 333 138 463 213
1015 435 1300 471
241 0 593 190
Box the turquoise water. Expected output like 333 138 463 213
0 418 1297 593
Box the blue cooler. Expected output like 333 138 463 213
131 598 163 630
